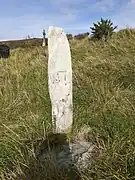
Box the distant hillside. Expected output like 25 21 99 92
0 32 90 49
0 38 45 49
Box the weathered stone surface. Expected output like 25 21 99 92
48 26 73 134
37 140 95 170
36 132 96 172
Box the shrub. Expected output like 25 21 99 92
90 18 117 41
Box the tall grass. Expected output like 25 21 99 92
0 28 135 179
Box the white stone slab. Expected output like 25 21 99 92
48 26 72 133
48 26 73 133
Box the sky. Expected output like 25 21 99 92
0 0 135 41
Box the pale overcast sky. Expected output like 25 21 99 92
0 0 135 40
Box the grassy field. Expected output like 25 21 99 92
0 29 135 179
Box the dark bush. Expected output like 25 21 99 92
0 44 10 58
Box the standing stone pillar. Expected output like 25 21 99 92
48 26 73 134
